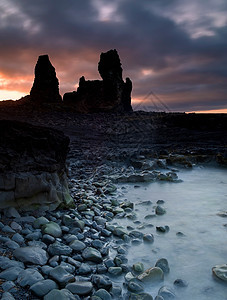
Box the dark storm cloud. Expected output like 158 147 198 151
0 0 226 111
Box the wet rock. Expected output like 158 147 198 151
158 286 175 299
1 292 16 300
156 226 169 233
173 278 188 287
92 274 112 290
30 279 58 297
48 241 73 256
49 266 75 287
33 216 49 229
17 268 44 287
42 222 62 238
82 247 103 263
133 262 144 273
212 264 227 282
44 289 76 300
0 256 24 269
30 54 62 103
155 258 170 274
137 267 164 282
143 234 154 243
0 267 24 281
108 266 122 275
66 281 93 295
155 206 166 215
69 240 86 251
13 246 48 265
130 293 153 300
128 281 144 293
125 272 136 282
78 263 92 275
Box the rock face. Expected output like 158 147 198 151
30 55 62 104
0 120 73 211
63 49 132 112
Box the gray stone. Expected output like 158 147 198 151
158 286 175 299
129 230 144 239
28 240 47 249
212 264 227 282
94 288 112 300
13 246 48 265
137 267 164 282
5 240 20 250
44 289 77 300
155 206 166 215
113 226 128 238
42 222 62 238
60 262 76 274
17 268 44 287
0 266 23 280
2 225 15 233
49 266 75 287
125 272 135 282
133 262 144 273
173 279 188 287
33 216 49 229
48 241 73 256
91 274 112 289
143 234 154 243
12 233 24 244
42 234 55 244
128 281 144 293
26 231 42 241
82 247 102 263
155 258 170 274
0 256 24 269
69 240 86 251
155 296 164 300
1 292 16 300
4 207 21 218
41 265 54 275
1 281 17 292
30 279 58 297
66 281 93 295
92 239 104 249
78 263 92 275
108 266 122 275
10 221 22 231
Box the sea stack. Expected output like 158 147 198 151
30 55 62 104
63 49 133 112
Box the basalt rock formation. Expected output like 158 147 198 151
0 120 73 212
63 49 132 112
30 55 62 104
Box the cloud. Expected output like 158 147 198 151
0 0 226 111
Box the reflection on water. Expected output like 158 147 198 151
114 166 227 299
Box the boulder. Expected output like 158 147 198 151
30 54 62 104
63 49 132 112
0 120 73 211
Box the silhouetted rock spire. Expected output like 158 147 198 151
63 49 132 112
30 55 62 103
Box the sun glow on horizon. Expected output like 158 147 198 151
0 90 26 101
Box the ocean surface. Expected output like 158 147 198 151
111 166 227 299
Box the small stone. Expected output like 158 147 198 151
66 281 93 295
137 267 164 282
42 222 62 238
155 258 170 274
17 268 44 287
69 240 86 251
82 247 103 263
128 281 144 293
42 234 55 244
125 272 135 282
2 281 17 292
212 264 227 282
108 266 122 275
48 241 73 256
113 226 128 238
33 216 49 229
0 256 24 269
174 279 188 287
5 240 20 250
30 279 58 297
13 246 48 265
155 206 166 215
78 263 92 275
2 225 15 233
94 288 112 300
0 266 23 281
44 289 76 300
1 292 16 299
49 266 75 287
10 221 22 231
156 226 169 233
12 233 24 244
158 286 175 299
130 293 153 299
143 234 154 243
133 262 144 273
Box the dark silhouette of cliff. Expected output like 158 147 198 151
63 49 132 112
30 55 62 104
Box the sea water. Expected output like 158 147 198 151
113 166 227 299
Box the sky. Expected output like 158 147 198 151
0 0 227 112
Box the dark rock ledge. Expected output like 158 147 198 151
0 120 74 212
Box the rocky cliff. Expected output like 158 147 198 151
0 120 73 212
30 55 62 104
63 49 132 112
